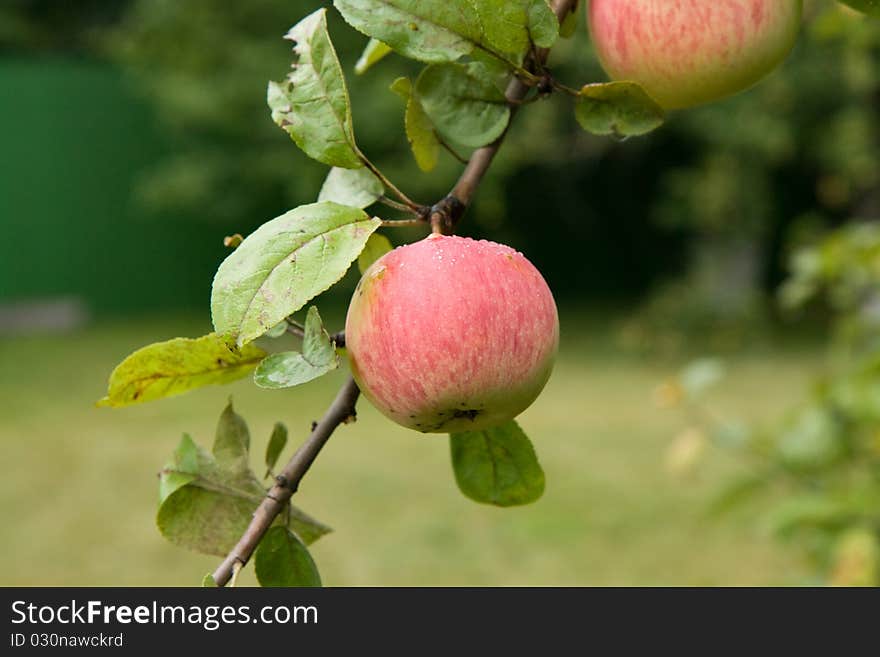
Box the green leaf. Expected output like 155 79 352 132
213 399 251 476
559 6 578 38
318 166 384 209
268 9 361 168
254 306 340 389
450 420 545 506
355 38 393 74
416 62 510 148
264 422 288 475
476 0 558 60
334 0 554 66
211 202 381 347
390 77 440 172
838 0 880 17
255 526 322 587
201 573 217 587
157 486 262 557
333 0 482 63
158 434 200 503
358 233 393 274
265 321 289 338
287 507 333 546
526 0 560 48
575 82 665 138
157 408 331 557
98 333 266 408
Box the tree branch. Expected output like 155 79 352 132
211 376 360 586
434 0 578 234
211 0 579 586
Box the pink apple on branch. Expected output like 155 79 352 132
588 0 803 109
345 235 559 433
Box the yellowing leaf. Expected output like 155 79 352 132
355 38 393 74
358 233 393 274
99 333 266 408
391 77 440 172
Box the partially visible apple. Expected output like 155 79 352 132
345 234 559 433
588 0 803 109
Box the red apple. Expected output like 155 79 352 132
345 234 559 433
588 0 802 109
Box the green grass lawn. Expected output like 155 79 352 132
0 310 818 586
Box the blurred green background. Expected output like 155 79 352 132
1 0 879 586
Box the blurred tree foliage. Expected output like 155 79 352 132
663 222 880 585
0 0 127 53
4 1 879 319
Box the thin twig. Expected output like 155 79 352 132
440 0 579 230
381 218 428 228
358 150 422 211
285 320 304 339
551 78 582 97
212 376 361 586
377 195 420 214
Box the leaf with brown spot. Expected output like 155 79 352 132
98 334 266 408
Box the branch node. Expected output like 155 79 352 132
537 74 554 96
429 195 466 235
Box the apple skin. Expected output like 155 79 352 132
345 234 559 433
588 0 803 109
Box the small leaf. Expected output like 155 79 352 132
99 333 266 408
157 407 331 557
526 0 560 48
318 166 384 209
358 233 393 274
211 202 381 346
265 422 288 475
476 0 557 59
334 0 482 63
416 62 510 148
157 486 262 557
390 77 440 172
268 9 361 168
355 38 393 74
254 307 340 389
575 82 665 138
450 420 545 506
158 434 200 504
255 526 322 587
265 321 289 338
201 573 217 587
213 399 251 476
288 507 333 545
559 6 578 38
